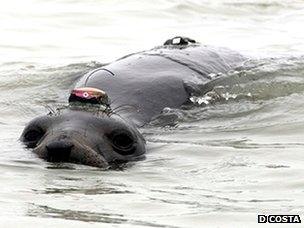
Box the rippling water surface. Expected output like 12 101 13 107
1 0 304 227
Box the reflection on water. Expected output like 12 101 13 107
28 204 178 227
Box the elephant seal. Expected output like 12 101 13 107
21 37 246 168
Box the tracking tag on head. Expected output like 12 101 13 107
68 87 110 107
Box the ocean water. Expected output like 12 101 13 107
1 0 304 227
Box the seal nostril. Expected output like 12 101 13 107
46 141 74 162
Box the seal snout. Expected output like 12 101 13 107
45 140 74 162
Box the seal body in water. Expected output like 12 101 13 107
21 37 246 168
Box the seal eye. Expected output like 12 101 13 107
110 132 135 155
23 129 44 148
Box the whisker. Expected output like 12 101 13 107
108 97 118 106
110 110 131 123
43 104 56 116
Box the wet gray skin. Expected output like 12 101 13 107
20 109 146 168
20 37 246 168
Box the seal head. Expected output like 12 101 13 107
20 88 145 168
